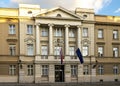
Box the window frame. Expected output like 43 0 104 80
82 27 88 37
27 25 33 35
9 24 15 34
27 44 34 56
9 44 16 56
98 29 103 39
71 65 78 77
113 30 118 39
27 65 34 76
82 46 89 56
9 65 16 75
42 65 49 77
98 65 104 75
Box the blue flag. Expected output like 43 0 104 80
76 48 84 64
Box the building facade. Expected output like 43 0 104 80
0 4 120 83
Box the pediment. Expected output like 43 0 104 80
35 7 81 20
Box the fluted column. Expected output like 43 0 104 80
48 23 54 55
65 24 70 55
36 24 40 55
77 26 81 50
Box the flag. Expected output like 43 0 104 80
60 48 63 64
76 48 84 64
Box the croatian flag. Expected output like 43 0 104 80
60 48 63 64
76 48 84 64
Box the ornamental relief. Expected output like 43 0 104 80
24 37 35 44
81 39 91 45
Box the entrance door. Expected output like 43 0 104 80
55 65 64 82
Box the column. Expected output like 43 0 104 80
65 24 69 55
77 26 81 49
36 24 40 55
78 64 84 82
48 23 54 55
49 64 55 82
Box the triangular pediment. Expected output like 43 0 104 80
34 7 81 20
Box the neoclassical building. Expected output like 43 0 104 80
0 4 120 83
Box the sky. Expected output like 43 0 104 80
0 0 120 16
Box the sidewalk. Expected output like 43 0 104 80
0 82 120 86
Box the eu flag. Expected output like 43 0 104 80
76 48 84 64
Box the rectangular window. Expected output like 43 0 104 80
27 25 33 35
113 47 119 57
83 65 89 75
113 65 119 75
41 27 48 36
27 65 33 75
69 28 75 37
54 28 62 36
71 65 77 77
42 65 49 76
98 29 103 38
27 44 34 55
82 46 88 56
98 46 104 57
9 24 15 34
9 44 16 56
69 46 75 56
82 28 88 37
98 65 104 75
41 46 48 59
9 65 16 75
113 30 118 39
54 46 61 55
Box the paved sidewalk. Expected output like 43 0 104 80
0 82 120 86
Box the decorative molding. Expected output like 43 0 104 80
81 39 91 45
6 38 17 42
24 37 35 44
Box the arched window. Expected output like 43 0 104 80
56 14 62 17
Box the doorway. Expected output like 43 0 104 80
55 65 64 82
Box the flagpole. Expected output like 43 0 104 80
90 55 92 86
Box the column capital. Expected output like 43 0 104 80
65 24 70 28
35 23 40 26
77 25 82 28
48 23 54 27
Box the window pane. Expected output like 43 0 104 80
9 24 15 34
98 65 104 75
98 46 103 57
82 46 88 56
83 65 89 75
27 44 34 55
9 65 16 75
42 65 48 76
9 45 16 55
41 46 48 55
41 27 48 36
82 28 88 37
71 65 77 76
113 47 118 57
27 65 33 75
113 65 118 75
69 29 75 37
27 25 33 34
98 29 103 38
54 28 62 36
54 46 61 55
113 30 118 39
69 47 75 55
